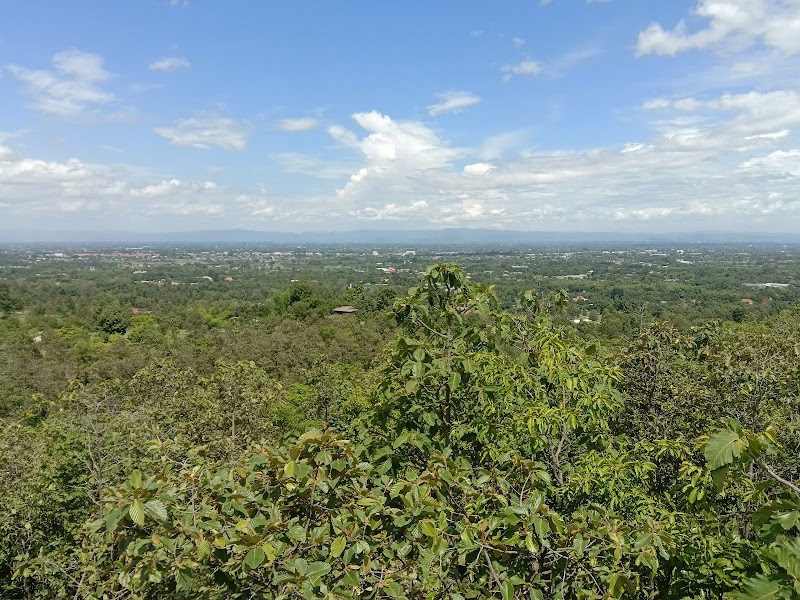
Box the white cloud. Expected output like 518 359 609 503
0 143 229 224
236 194 276 217
148 57 191 72
154 116 248 150
328 124 360 149
130 179 183 198
330 111 466 201
637 0 800 57
642 91 800 146
6 50 115 117
146 201 223 216
129 179 217 197
193 180 219 191
512 37 526 47
427 91 481 116
739 150 800 177
9 71 800 231
276 117 320 132
501 59 541 82
350 200 429 221
311 89 800 229
0 133 17 161
464 162 496 175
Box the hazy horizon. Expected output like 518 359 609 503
2 1 800 233
3 227 800 245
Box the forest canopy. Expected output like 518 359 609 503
1 259 799 600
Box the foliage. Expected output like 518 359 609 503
1 259 799 599
705 420 800 600
0 282 22 313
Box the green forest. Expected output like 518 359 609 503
1 252 799 599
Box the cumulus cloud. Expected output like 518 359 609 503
154 116 247 150
427 91 481 116
350 200 429 221
310 88 800 229
0 142 228 224
501 59 541 82
330 111 466 201
130 179 183 198
276 117 320 132
6 50 115 117
637 0 800 57
148 57 191 71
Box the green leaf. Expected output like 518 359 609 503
736 575 788 600
196 538 211 559
448 371 461 391
501 580 514 600
105 507 127 531
711 465 730 492
175 566 193 592
705 428 744 470
129 499 145 526
419 520 438 537
288 525 307 542
130 470 142 488
330 536 347 558
306 561 331 583
244 547 266 569
773 510 800 531
770 538 800 579
145 499 168 521
342 569 360 587
262 542 276 561
385 581 403 597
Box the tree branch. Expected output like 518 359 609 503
757 459 800 495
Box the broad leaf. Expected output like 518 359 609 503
145 499 168 521
129 499 145 526
244 547 266 569
705 428 744 470
330 536 347 558
736 575 788 600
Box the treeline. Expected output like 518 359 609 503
0 265 799 598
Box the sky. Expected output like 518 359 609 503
1 0 800 233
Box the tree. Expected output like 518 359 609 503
0 283 22 313
92 301 130 336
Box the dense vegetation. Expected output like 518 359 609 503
1 245 799 599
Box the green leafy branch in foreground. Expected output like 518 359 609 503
705 420 800 600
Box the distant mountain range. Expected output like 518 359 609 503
2 228 800 245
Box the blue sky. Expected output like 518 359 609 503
1 0 800 233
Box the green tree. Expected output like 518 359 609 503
0 283 22 313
